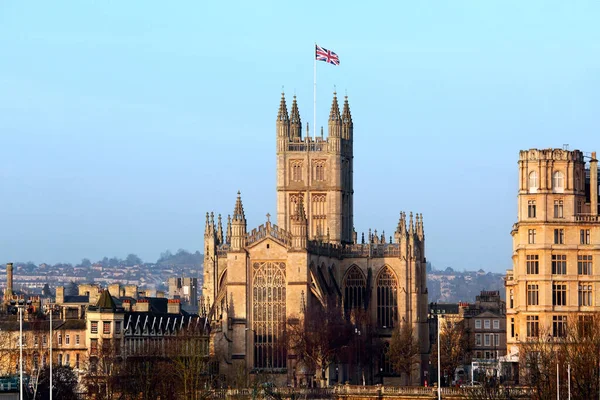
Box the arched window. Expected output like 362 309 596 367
343 266 366 312
528 171 538 192
252 261 286 369
377 267 398 328
291 161 303 182
380 342 395 376
311 194 327 238
553 171 564 192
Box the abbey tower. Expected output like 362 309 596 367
202 92 429 387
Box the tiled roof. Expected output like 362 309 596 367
96 290 117 310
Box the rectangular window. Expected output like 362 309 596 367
580 229 591 245
34 336 38 346
76 354 80 369
475 333 481 346
103 321 111 334
528 200 536 218
493 320 500 330
553 315 567 338
579 284 593 306
484 320 491 329
554 200 564 218
494 334 500 346
528 229 536 244
42 335 47 346
527 315 539 337
90 339 98 355
552 254 567 274
76 335 80 345
527 255 539 274
553 283 567 306
527 284 539 305
475 320 481 329
91 321 98 334
58 334 62 345
578 255 593 275
484 334 491 346
58 354 62 365
65 354 70 367
65 334 70 345
115 321 122 334
578 315 593 337
510 318 515 338
554 229 565 244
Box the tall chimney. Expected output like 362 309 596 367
591 152 598 216
6 263 13 298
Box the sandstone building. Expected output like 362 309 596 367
202 92 429 386
505 148 599 371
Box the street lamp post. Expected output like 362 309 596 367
48 303 54 400
355 328 362 386
17 300 25 400
568 363 571 400
437 315 443 400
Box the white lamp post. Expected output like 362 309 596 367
437 315 443 400
17 300 25 400
49 303 54 400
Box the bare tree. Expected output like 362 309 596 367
519 314 600 400
431 318 470 386
388 322 420 385
287 296 353 387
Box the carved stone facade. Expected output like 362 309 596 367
505 149 600 375
202 93 429 386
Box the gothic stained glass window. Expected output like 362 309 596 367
377 266 398 328
343 266 366 312
252 261 286 370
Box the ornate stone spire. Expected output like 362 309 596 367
293 195 307 221
409 212 414 236
328 92 342 138
276 92 289 140
342 95 353 140
291 195 308 249
329 92 341 121
342 95 352 123
290 95 302 139
217 214 223 244
226 215 232 245
277 91 289 122
416 213 425 240
231 191 247 251
232 191 245 222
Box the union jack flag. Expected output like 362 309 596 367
315 44 340 66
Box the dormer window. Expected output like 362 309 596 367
529 171 538 193
553 171 564 193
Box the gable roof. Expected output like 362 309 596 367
96 290 117 311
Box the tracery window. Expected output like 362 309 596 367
291 161 303 182
311 194 327 238
314 160 326 181
343 266 366 312
380 342 395 375
377 266 398 328
252 261 286 370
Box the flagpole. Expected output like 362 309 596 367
313 42 316 139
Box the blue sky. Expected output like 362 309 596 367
1 1 598 272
